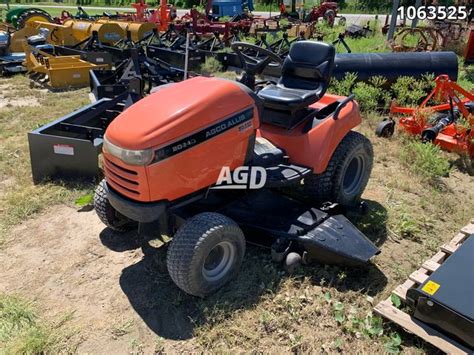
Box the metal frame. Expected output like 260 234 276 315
28 93 138 183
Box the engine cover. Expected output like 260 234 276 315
104 77 259 202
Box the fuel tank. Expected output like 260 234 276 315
62 19 125 45
104 77 259 202
97 19 155 42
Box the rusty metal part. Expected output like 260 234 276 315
390 27 439 52
391 20 468 52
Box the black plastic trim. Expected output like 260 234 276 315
153 107 253 163
105 182 167 223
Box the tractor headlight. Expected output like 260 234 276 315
103 136 154 166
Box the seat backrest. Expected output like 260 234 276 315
279 41 335 94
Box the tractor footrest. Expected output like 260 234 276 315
264 164 312 187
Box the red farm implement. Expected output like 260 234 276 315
376 75 474 158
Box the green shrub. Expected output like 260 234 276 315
368 75 387 88
200 57 223 75
331 74 390 112
400 140 450 181
352 82 380 112
456 58 474 90
397 213 421 240
328 72 438 113
391 75 434 107
329 72 357 96
352 81 390 112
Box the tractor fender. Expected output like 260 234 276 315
307 99 362 174
259 95 362 174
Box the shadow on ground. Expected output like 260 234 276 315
349 199 389 248
99 198 388 341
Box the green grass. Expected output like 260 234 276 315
0 295 72 354
0 76 93 245
200 57 223 76
400 139 451 183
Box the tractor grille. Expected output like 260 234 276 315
103 157 140 196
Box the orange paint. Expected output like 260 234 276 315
104 77 362 203
390 75 474 158
259 94 361 174
104 77 258 202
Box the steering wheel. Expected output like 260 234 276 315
231 42 283 76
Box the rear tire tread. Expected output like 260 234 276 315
304 131 373 205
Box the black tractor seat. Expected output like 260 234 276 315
258 85 319 109
257 41 336 129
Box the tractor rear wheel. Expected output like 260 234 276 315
16 9 53 29
167 212 245 297
324 9 336 27
94 179 135 232
303 131 373 206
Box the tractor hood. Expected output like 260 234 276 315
106 77 256 150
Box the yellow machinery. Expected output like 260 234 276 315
7 25 38 52
9 19 126 52
21 22 77 48
23 43 109 88
62 19 125 45
96 19 155 42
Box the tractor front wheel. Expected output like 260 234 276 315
304 131 373 207
167 212 245 297
94 179 135 232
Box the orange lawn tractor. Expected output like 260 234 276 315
94 41 379 296
376 75 474 158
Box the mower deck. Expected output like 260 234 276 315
163 187 379 266
217 189 379 266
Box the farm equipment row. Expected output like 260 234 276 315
3 0 337 36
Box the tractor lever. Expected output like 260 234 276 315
333 94 355 120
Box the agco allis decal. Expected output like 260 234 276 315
153 108 253 162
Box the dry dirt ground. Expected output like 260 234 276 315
1 76 473 353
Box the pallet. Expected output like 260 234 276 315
374 219 474 354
